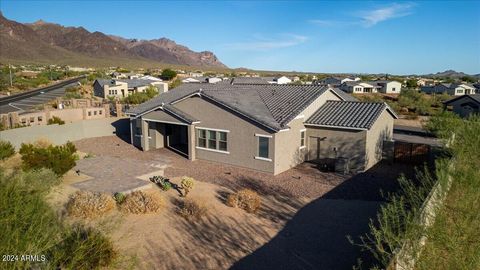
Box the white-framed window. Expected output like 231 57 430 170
300 129 306 148
392 87 396 91
255 134 271 161
196 128 229 153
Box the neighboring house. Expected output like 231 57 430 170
182 77 202 83
126 83 397 175
421 83 476 96
189 72 203 77
93 79 168 99
340 81 380 94
274 76 292 84
443 94 480 118
139 75 163 82
206 77 223 84
317 76 361 86
371 80 402 94
416 78 435 87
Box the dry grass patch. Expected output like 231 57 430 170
227 189 261 213
119 191 164 214
178 198 208 221
66 191 116 218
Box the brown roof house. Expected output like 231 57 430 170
126 82 397 175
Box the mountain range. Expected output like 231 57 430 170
424 70 480 79
0 13 226 68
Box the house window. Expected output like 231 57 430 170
457 89 464 94
207 130 217 149
258 136 269 159
88 111 91 116
30 117 35 123
196 128 229 152
300 130 306 148
99 110 102 115
94 111 97 116
219 132 228 151
198 129 207 148
392 87 396 91
38 116 43 122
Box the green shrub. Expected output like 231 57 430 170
180 176 195 197
113 192 126 204
0 140 15 160
19 141 77 176
150 175 171 191
48 116 65 125
0 168 115 269
51 225 116 270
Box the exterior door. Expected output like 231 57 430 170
308 136 321 162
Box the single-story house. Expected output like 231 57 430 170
421 83 476 96
340 81 380 94
182 77 202 83
93 79 168 99
273 76 292 84
444 94 480 117
318 76 361 86
126 83 397 175
372 80 402 94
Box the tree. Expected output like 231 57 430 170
160 69 177 80
460 76 475 83
406 79 418 89
145 85 159 98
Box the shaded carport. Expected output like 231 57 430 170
133 108 198 160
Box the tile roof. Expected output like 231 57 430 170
127 84 356 131
230 77 270 85
444 94 480 105
305 100 397 130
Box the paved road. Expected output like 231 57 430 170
0 78 83 114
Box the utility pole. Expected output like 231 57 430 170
8 63 13 87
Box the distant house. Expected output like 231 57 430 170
444 94 480 117
93 79 168 99
126 83 397 175
139 75 163 82
416 78 435 87
273 76 292 84
182 77 202 83
371 80 402 94
317 76 361 86
421 83 476 96
340 81 380 94
206 77 223 84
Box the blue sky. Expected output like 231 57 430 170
2 1 479 75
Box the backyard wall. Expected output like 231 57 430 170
0 117 129 149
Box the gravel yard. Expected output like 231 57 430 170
74 136 410 200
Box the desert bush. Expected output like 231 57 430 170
48 116 66 125
227 189 261 213
19 141 77 176
119 191 164 214
51 225 116 270
32 138 53 148
0 140 15 160
113 192 126 204
66 191 116 218
178 198 208 221
180 176 195 197
150 175 171 191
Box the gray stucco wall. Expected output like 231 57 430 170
174 96 275 173
305 126 367 173
0 117 129 149
365 110 394 170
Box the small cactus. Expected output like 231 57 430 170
180 176 195 197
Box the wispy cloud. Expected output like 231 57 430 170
309 2 416 28
358 3 416 27
224 34 308 51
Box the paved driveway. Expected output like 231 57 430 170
72 156 168 193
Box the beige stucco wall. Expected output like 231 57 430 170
365 110 394 170
174 96 275 173
306 126 367 173
273 89 342 174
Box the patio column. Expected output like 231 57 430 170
141 119 149 151
187 124 196 161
